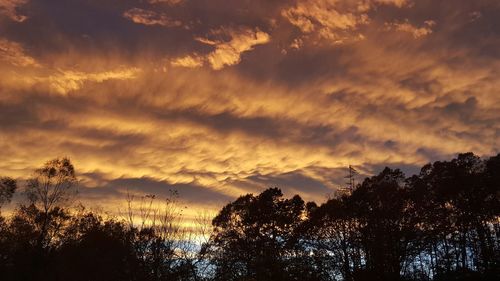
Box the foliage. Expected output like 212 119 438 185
0 177 16 208
0 153 498 281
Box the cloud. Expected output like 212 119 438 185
171 54 204 68
238 170 334 201
385 20 436 38
148 0 184 5
468 11 482 23
281 0 412 44
80 174 233 205
375 0 410 7
123 8 182 27
282 0 367 43
0 38 38 67
1 63 141 95
0 0 499 222
43 68 141 95
196 27 270 70
0 0 28 22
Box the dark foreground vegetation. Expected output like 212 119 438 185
0 153 499 281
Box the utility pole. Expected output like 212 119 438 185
344 165 358 193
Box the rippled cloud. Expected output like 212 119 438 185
0 0 499 218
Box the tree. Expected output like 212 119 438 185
2 158 78 280
23 158 77 250
123 190 191 281
53 211 140 281
0 153 498 281
0 177 16 209
347 168 418 281
410 153 500 279
301 197 362 281
26 157 77 214
481 153 500 276
204 188 320 281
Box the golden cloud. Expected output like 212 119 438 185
0 38 38 67
123 8 182 27
1 54 498 217
375 0 410 8
1 0 499 222
385 20 436 38
282 0 413 44
0 0 28 22
43 68 142 95
148 0 184 5
196 27 270 70
0 52 140 95
170 54 204 68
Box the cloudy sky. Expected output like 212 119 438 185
1 0 499 217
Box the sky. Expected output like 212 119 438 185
0 0 499 218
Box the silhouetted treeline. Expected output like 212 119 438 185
0 153 498 281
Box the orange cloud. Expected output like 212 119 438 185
171 54 204 68
123 8 182 27
148 0 184 5
282 0 411 44
385 20 436 38
0 0 28 22
0 0 499 222
0 38 38 67
196 27 270 70
43 68 142 95
375 0 410 8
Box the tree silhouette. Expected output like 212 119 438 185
203 188 322 281
53 212 140 281
407 153 499 280
0 177 16 209
0 153 498 281
26 157 77 214
349 168 419 280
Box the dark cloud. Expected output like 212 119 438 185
361 162 423 179
80 172 233 205
400 77 442 96
442 97 477 119
415 147 452 163
0 100 41 129
228 170 335 202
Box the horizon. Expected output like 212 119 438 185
0 151 494 222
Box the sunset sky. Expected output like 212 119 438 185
1 0 499 218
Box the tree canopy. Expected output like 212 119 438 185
0 153 498 281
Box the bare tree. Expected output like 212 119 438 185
122 189 189 280
25 157 78 214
